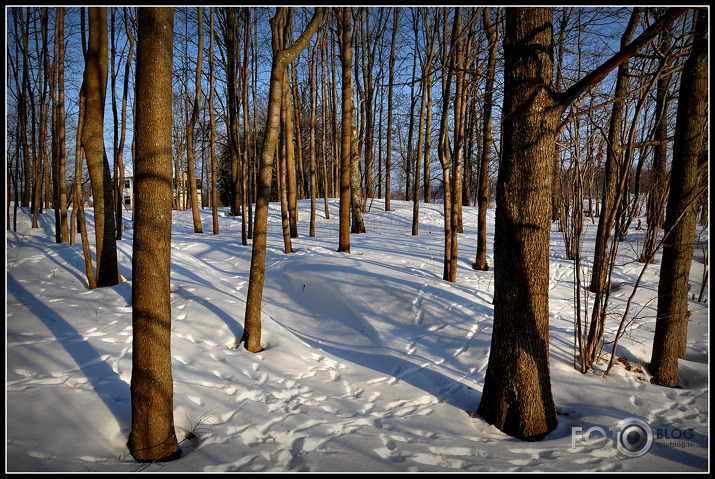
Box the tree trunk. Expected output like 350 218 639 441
438 8 457 282
116 7 135 240
350 121 366 234
337 7 354 253
81 6 121 287
32 9 48 229
242 7 253 243
73 86 97 288
56 7 69 242
186 7 204 234
319 31 330 219
309 33 319 237
209 7 219 235
474 7 498 271
477 7 561 441
384 8 399 212
284 64 299 239
423 71 433 205
650 9 707 388
290 60 306 201
243 7 325 352
19 9 32 208
127 7 182 463
226 8 241 217
51 9 61 243
641 27 672 262
411 9 437 237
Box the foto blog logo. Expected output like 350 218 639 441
571 418 654 458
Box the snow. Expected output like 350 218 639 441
6 199 709 472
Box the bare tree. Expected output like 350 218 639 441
81 7 122 287
242 7 325 353
589 9 643 295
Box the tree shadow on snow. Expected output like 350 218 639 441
8 277 131 431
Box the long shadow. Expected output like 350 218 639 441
8 277 130 430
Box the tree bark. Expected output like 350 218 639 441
350 120 366 234
127 7 182 463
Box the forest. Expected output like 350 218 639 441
5 6 709 472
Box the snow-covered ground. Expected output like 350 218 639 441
6 198 709 472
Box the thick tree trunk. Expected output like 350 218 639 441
650 9 707 388
477 8 561 441
127 7 182 463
